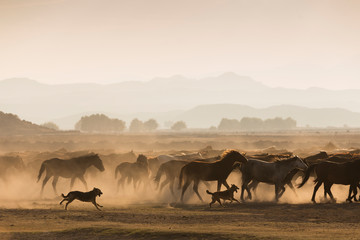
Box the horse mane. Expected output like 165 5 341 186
221 149 242 159
275 156 300 164
72 153 99 161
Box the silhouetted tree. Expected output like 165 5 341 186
129 118 144 132
217 116 297 131
171 121 187 131
41 122 59 130
143 119 159 131
218 118 241 131
240 117 263 131
75 114 126 132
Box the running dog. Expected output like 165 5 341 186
206 184 240 207
60 187 103 211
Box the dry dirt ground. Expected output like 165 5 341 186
1 201 360 240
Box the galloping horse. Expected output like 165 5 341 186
154 156 219 197
178 150 248 202
115 154 150 191
240 156 308 201
37 154 105 196
298 160 360 203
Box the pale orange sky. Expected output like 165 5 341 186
1 0 360 89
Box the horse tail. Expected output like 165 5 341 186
297 163 318 188
178 166 186 189
114 165 121 179
154 164 165 186
37 162 46 182
206 190 213 195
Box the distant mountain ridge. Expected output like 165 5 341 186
0 111 55 135
1 73 360 129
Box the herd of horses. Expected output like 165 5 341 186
3 148 360 204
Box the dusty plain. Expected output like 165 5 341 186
0 130 360 239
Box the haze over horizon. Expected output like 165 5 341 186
1 0 360 90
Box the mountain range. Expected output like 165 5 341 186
1 73 360 129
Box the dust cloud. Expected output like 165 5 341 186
0 132 358 209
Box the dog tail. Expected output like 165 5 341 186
37 161 46 182
206 190 213 195
61 193 68 198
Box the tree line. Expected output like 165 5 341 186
73 114 187 133
218 117 297 131
69 114 296 133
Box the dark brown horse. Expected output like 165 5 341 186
178 150 247 202
115 154 149 191
298 160 360 203
37 154 105 196
154 156 219 198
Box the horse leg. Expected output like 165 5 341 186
324 182 335 202
347 184 356 202
159 178 170 193
222 180 230 190
203 181 211 189
311 181 322 203
169 179 176 198
51 176 59 196
192 179 203 202
274 184 280 202
40 175 51 197
217 181 222 191
78 176 88 191
278 185 286 199
180 180 191 203
70 177 76 190
248 180 259 199
241 179 251 201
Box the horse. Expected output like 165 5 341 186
178 150 248 202
246 152 329 197
246 167 302 198
154 156 219 198
0 155 25 181
114 154 149 191
37 153 105 196
148 157 160 178
240 156 308 202
154 160 189 197
297 160 360 203
156 152 203 163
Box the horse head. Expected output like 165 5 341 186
221 150 247 163
90 154 105 172
136 154 149 168
292 156 308 170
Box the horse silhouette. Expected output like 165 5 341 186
240 156 308 201
37 153 105 196
178 150 247 202
114 154 150 191
154 156 220 198
298 159 360 203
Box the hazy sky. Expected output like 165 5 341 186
1 0 360 89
